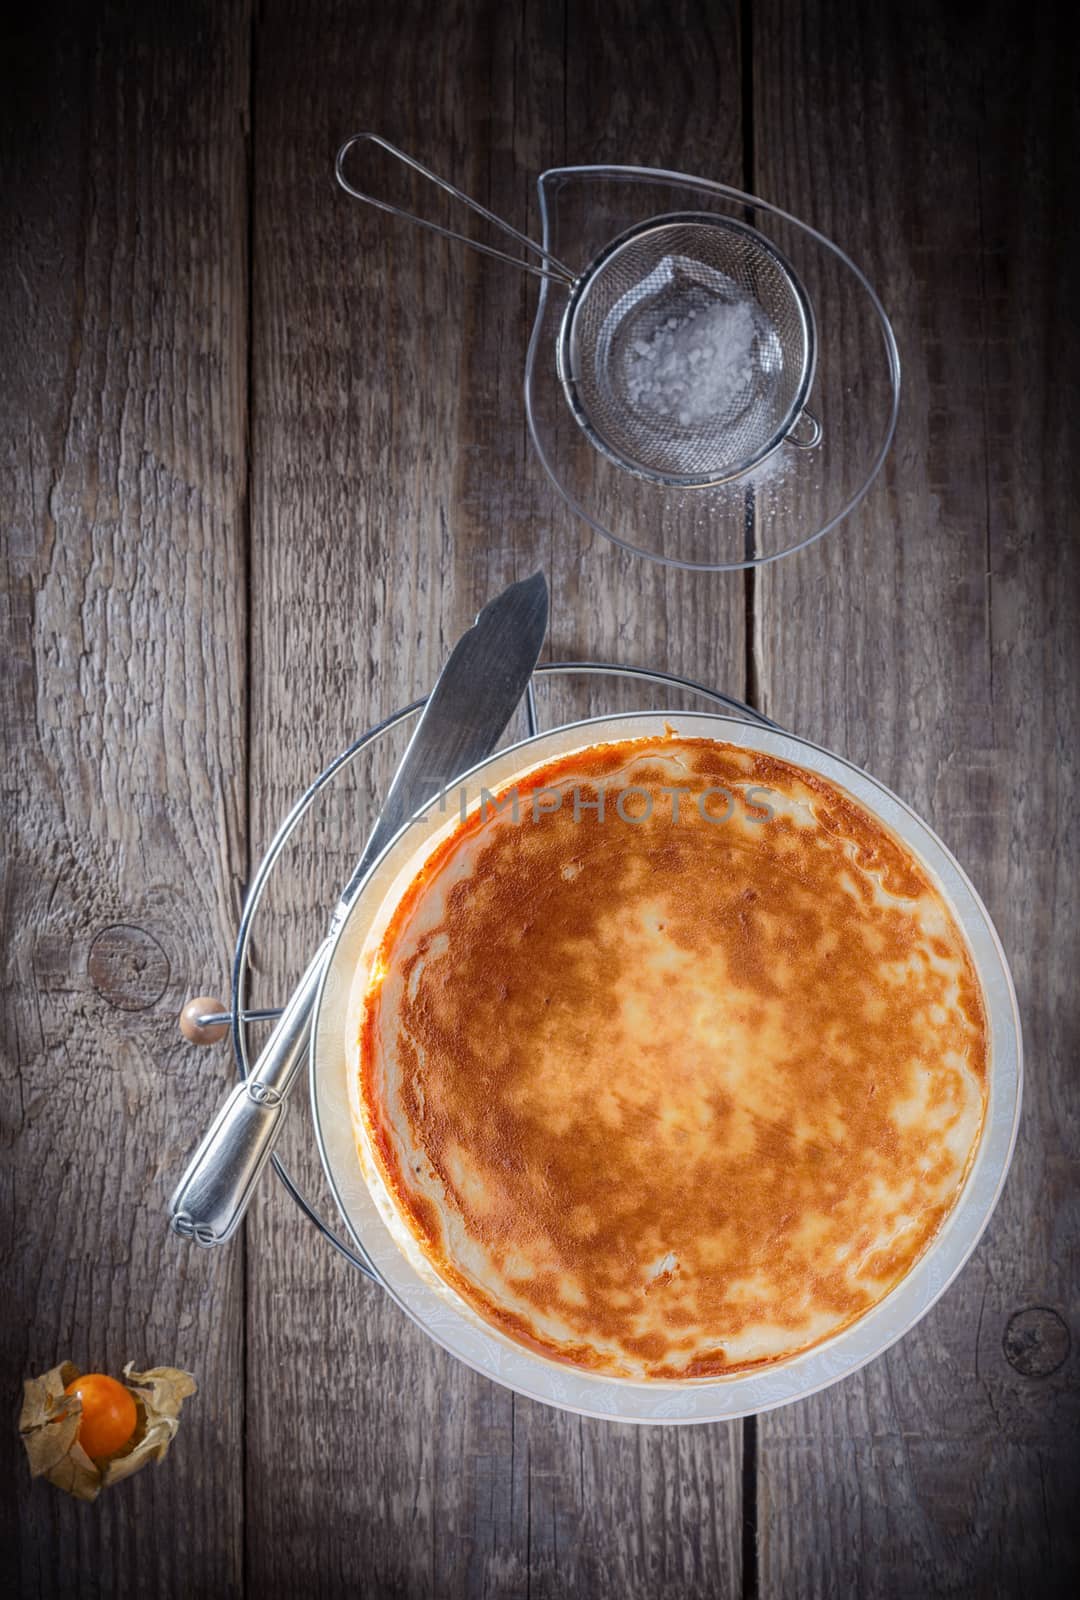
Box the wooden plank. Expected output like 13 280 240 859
555 0 750 705
0 1 250 1594
751 2 1079 1593
244 2 747 1595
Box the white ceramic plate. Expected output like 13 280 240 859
310 712 1021 1424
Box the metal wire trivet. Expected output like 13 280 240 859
194 663 777 1278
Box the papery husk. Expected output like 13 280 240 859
101 1364 198 1487
19 1363 100 1501
20 1361 197 1502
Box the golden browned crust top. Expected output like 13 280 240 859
358 737 987 1379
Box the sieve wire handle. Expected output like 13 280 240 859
787 409 823 450
335 133 576 286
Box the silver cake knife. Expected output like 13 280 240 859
169 571 549 1246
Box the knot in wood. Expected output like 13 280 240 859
1002 1306 1070 1378
88 923 171 1011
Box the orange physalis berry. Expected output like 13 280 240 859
63 1373 138 1462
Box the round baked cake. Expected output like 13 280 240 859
351 735 987 1380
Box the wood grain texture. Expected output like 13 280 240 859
554 0 749 706
243 2 746 1596
751 2 1080 1594
0 1 250 1594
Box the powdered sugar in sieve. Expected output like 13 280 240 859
623 290 767 429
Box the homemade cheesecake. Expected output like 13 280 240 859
350 735 987 1380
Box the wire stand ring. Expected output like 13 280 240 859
229 661 778 1279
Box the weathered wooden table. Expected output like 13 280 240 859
3 2 1077 1594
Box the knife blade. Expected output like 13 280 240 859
339 569 549 902
168 571 549 1246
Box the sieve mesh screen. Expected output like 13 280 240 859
559 215 814 484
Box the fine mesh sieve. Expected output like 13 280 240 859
336 136 822 487
558 213 818 483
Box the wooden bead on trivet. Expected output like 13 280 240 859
179 996 230 1045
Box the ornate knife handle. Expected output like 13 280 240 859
168 938 332 1246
